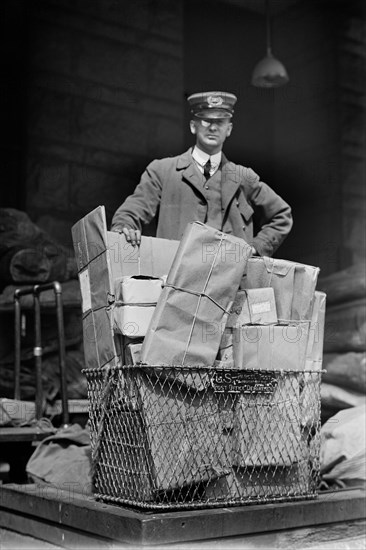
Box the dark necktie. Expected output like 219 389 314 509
204 158 211 180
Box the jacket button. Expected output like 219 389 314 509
236 201 239 206
243 226 246 231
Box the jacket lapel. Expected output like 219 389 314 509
176 149 241 209
177 149 206 198
221 155 241 213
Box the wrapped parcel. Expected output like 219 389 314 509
241 257 319 320
141 222 253 366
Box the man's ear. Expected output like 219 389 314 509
226 122 233 137
190 120 196 134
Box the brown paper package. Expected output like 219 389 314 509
141 222 253 367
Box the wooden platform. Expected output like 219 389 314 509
0 426 55 443
0 484 365 548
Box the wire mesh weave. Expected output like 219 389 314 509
84 365 322 510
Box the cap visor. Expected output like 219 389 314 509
193 109 233 119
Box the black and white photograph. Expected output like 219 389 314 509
0 0 365 548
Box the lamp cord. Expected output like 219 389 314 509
266 0 272 55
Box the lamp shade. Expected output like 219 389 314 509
251 51 289 88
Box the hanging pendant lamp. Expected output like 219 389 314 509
251 0 289 88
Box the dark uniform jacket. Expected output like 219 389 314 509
111 148 293 256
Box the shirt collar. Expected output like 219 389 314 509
192 146 222 169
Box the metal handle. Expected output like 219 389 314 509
14 282 70 427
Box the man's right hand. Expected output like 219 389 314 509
121 227 141 247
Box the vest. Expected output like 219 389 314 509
201 168 223 230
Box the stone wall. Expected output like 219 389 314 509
184 0 274 178
339 15 366 267
0 0 28 210
184 0 365 275
271 1 365 275
271 2 341 274
1 0 364 271
24 0 184 246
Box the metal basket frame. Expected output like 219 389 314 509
84 365 322 511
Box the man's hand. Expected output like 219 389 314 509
121 227 141 247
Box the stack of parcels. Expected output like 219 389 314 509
130 222 253 495
208 256 326 500
134 372 235 497
113 275 165 364
107 230 179 367
115 225 326 501
88 365 237 504
218 255 323 372
71 205 179 370
82 209 326 504
217 288 278 365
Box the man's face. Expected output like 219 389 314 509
190 117 233 154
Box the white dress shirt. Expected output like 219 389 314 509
192 147 222 177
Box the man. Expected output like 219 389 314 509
111 91 292 256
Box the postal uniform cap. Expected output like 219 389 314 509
187 91 237 119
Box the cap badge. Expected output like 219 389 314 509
207 95 223 107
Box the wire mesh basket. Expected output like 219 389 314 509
84 365 322 510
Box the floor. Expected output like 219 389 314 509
0 526 365 550
0 528 60 549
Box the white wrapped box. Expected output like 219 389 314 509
114 275 165 337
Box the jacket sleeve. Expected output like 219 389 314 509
244 168 293 256
110 160 163 232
